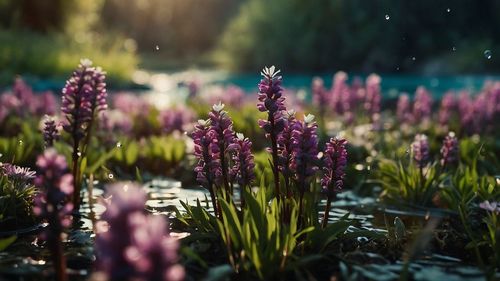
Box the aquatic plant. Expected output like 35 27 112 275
96 183 184 281
257 66 286 198
320 137 347 228
61 59 107 210
33 149 74 281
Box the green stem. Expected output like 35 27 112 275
322 196 332 229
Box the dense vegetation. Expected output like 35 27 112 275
0 61 498 280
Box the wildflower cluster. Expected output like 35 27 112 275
192 102 256 214
311 72 381 126
0 78 57 124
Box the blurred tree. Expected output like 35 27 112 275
100 0 241 58
215 0 500 73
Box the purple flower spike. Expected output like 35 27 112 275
193 119 221 186
61 59 96 140
364 74 382 120
440 132 459 167
125 215 185 281
411 134 430 168
321 137 348 198
96 183 184 281
209 102 235 148
33 149 74 281
413 86 433 122
96 183 146 280
277 110 297 195
438 92 457 127
396 93 412 124
257 66 287 197
257 66 286 136
192 119 221 214
290 114 319 191
312 77 329 116
228 133 255 189
330 71 349 115
43 115 60 147
158 107 195 135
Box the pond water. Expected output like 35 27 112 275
1 178 494 281
19 69 500 101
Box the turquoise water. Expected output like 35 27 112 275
217 73 500 98
15 70 500 99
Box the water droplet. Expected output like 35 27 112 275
484 50 492 59
446 8 451 12
412 56 416 61
155 45 160 51
452 46 456 51
116 142 122 148
385 14 390 20
108 173 114 179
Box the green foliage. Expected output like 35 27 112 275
0 235 16 251
0 118 42 167
0 29 137 86
0 174 36 231
111 136 188 176
216 188 313 279
179 183 357 279
377 159 440 207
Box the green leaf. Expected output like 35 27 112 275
0 235 16 251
